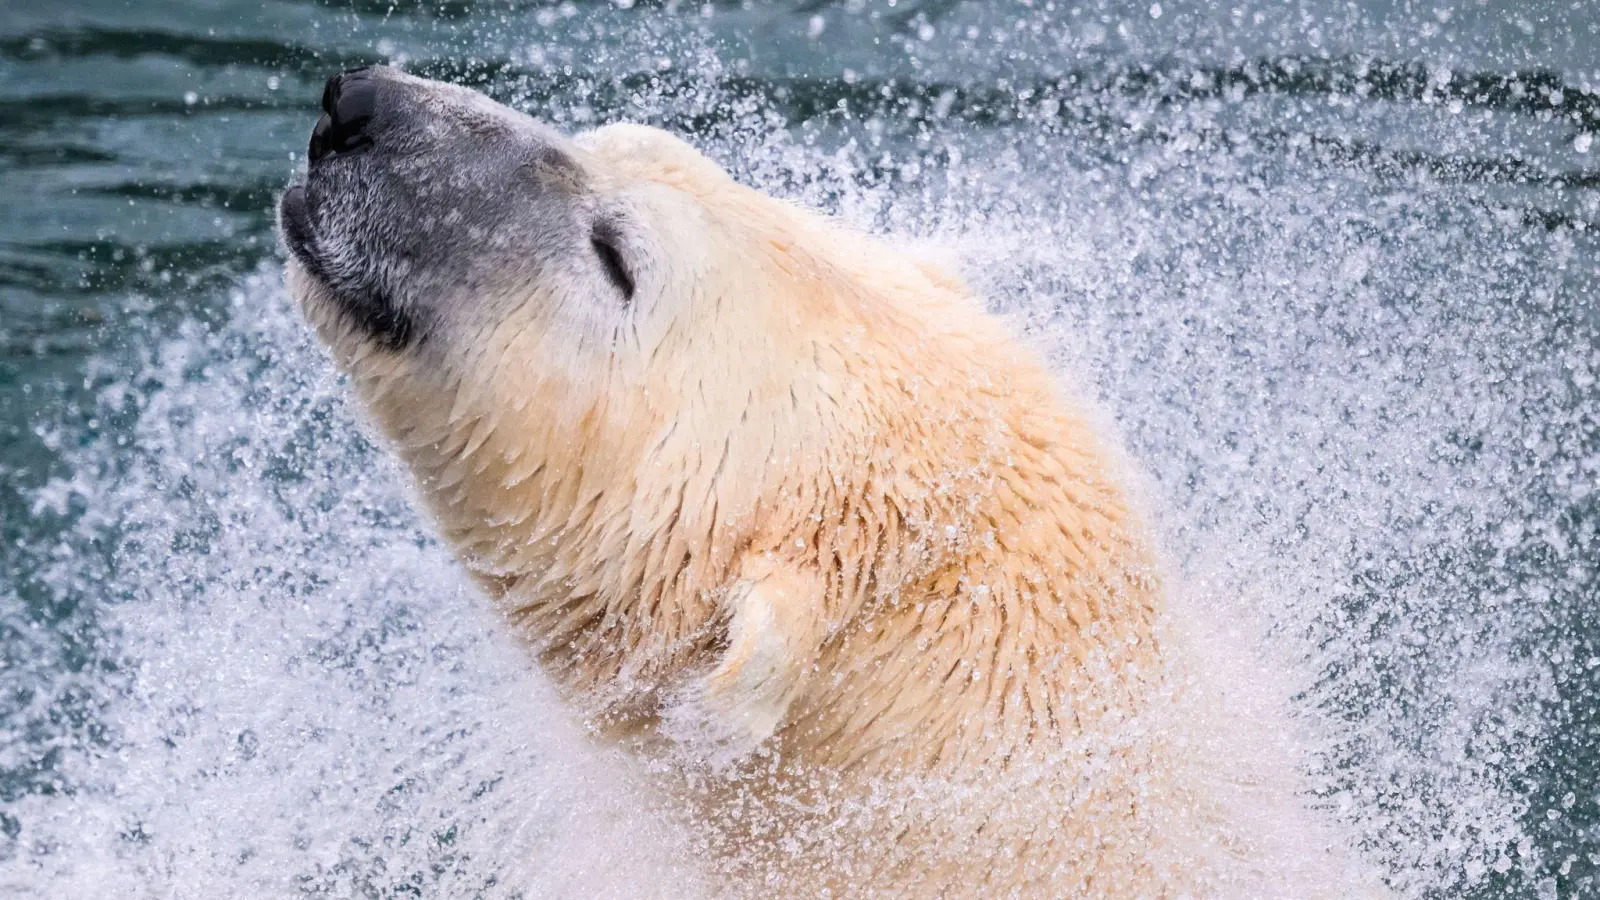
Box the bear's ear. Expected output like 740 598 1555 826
661 560 825 767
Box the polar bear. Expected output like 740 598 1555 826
279 67 1381 898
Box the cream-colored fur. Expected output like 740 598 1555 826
289 122 1382 898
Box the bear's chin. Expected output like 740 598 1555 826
279 196 419 352
277 185 317 271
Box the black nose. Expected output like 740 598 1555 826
309 68 378 163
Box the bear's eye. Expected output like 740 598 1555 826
591 225 634 304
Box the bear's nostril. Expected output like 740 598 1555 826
332 78 376 135
321 66 374 114
308 113 334 163
309 70 378 164
320 75 337 117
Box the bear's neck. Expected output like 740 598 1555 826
370 338 1163 771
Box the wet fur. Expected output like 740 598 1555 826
285 81 1385 897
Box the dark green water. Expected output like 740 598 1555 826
2 1 1598 896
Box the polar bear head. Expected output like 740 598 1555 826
279 67 1147 760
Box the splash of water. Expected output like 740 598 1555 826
2 280 704 897
4 9 1599 896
